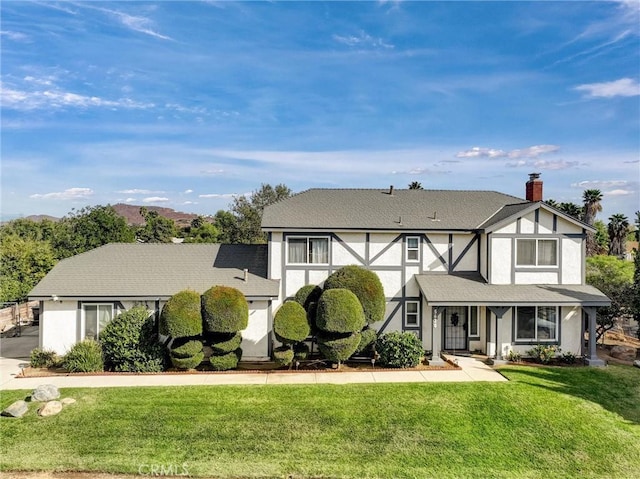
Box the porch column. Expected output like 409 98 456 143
430 306 445 365
584 306 606 367
487 306 510 360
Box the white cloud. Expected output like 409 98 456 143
200 169 225 176
508 145 560 159
142 196 170 203
198 193 237 199
124 198 137 203
575 78 640 98
333 30 394 49
455 147 507 158
506 159 580 170
391 167 450 175
605 189 633 196
183 189 194 194
181 201 198 205
117 189 165 194
456 144 559 159
0 31 29 42
571 180 629 189
83 5 172 40
29 187 94 200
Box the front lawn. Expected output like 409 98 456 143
1 365 638 478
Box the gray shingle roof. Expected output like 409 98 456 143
415 273 610 306
29 244 279 300
262 188 526 231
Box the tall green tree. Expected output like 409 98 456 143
229 184 292 244
634 211 640 242
137 207 178 243
54 205 135 258
632 250 640 339
607 214 629 258
545 200 584 221
183 216 219 243
213 210 238 244
593 220 609 255
582 189 603 256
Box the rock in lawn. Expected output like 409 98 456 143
634 360 640 369
610 345 636 361
38 401 62 417
2 400 28 418
61 397 76 406
31 384 60 402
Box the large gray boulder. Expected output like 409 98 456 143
633 360 640 369
2 400 28 418
38 401 62 417
31 384 60 402
610 345 636 361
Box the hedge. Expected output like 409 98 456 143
209 332 242 355
201 286 248 333
317 332 361 363
273 301 310 344
316 289 366 334
159 289 203 338
273 346 295 367
209 349 241 371
375 331 424 368
323 265 385 324
62 339 104 373
170 339 204 359
170 351 204 370
293 342 310 360
354 327 378 356
100 305 167 372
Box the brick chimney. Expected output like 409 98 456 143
526 173 543 202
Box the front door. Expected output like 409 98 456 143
444 306 467 351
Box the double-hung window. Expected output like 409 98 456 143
516 239 558 266
288 237 329 264
515 306 558 342
405 301 420 327
406 236 420 262
82 303 113 340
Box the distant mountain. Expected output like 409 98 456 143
23 214 60 222
111 204 201 227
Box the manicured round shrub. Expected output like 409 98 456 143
63 339 104 373
354 327 378 356
375 331 424 368
100 305 167 372
160 289 202 338
274 301 310 344
317 332 361 363
273 346 294 367
294 285 323 310
170 339 204 359
209 349 241 371
170 351 204 370
316 289 366 334
323 265 385 324
209 332 242 355
293 342 310 360
201 286 248 333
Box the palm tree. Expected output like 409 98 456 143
558 202 584 221
582 189 603 256
634 211 640 242
608 214 629 257
408 181 423 190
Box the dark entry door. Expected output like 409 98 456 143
444 307 467 350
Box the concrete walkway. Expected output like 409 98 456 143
0 354 506 390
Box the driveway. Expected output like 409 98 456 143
0 325 38 388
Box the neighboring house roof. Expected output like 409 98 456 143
262 188 526 231
29 244 280 300
415 273 610 306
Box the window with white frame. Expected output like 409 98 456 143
405 301 420 327
515 306 558 342
287 237 329 264
82 303 113 340
516 239 558 266
468 306 479 338
406 236 420 262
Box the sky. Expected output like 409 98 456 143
1 0 639 223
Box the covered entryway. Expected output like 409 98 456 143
443 306 468 351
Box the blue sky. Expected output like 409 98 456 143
1 0 638 223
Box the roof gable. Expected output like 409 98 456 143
481 201 593 233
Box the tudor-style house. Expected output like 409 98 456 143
30 174 610 365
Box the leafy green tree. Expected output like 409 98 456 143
586 255 634 341
0 218 57 243
593 220 609 255
229 184 292 244
0 234 57 302
54 205 135 258
212 210 237 244
632 250 640 339
582 189 603 256
607 214 629 258
137 207 178 243
184 216 219 243
634 211 640 242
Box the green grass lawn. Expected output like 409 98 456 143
1 365 639 479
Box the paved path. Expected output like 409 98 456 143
0 354 506 390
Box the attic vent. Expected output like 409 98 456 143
243 269 248 282
430 211 440 222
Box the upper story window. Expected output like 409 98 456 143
288 237 329 264
406 236 420 262
82 303 113 340
516 239 558 266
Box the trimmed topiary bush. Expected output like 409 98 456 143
376 331 424 368
294 285 323 332
209 332 242 355
293 342 310 360
316 289 366 334
274 301 310 345
159 289 202 338
317 333 361 363
209 349 241 371
170 351 204 370
323 265 385 325
30 348 59 368
201 286 248 333
170 339 204 359
63 339 104 373
100 305 167 372
354 327 378 356
273 346 295 367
